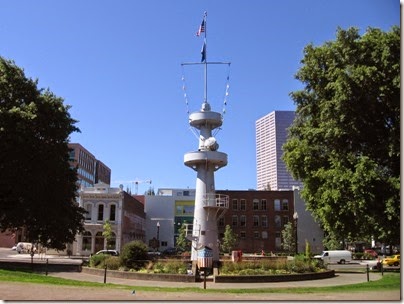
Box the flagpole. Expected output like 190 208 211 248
203 12 208 104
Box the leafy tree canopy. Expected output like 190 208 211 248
283 26 400 246
221 224 237 254
176 223 191 252
0 56 85 249
281 221 295 254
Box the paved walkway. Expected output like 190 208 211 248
49 269 382 290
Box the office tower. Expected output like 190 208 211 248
256 111 302 191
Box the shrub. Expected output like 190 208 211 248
120 240 149 270
89 254 108 268
105 256 120 270
219 256 326 275
163 260 187 274
89 254 121 270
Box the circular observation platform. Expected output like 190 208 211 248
189 111 223 130
184 151 227 171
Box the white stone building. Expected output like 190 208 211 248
75 183 146 255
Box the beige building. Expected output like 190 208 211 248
75 183 145 255
256 111 303 191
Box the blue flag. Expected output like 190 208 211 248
201 40 206 62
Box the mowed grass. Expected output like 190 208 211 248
0 269 400 294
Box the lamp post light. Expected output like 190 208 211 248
156 221 160 251
293 212 299 255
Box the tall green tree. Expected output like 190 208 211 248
0 57 85 250
283 27 400 246
103 220 113 249
221 225 237 254
176 223 191 252
281 222 295 254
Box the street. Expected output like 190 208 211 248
0 247 83 265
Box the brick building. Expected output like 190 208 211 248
216 190 294 253
68 143 111 187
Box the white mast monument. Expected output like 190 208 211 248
183 12 230 262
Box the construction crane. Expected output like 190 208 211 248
134 179 152 195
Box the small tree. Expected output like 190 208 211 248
305 240 311 258
221 225 237 254
176 223 191 252
102 220 113 249
281 222 295 255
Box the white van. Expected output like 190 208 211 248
16 242 34 254
314 250 352 264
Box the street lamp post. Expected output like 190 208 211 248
156 221 160 251
293 212 299 255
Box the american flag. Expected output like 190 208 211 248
196 19 205 37
197 248 213 268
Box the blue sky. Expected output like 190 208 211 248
0 0 399 193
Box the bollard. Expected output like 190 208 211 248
381 262 384 276
366 264 369 282
30 251 34 271
104 265 107 284
45 258 48 276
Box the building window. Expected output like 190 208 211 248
261 215 268 228
82 231 92 251
275 232 282 249
232 199 238 211
282 199 289 211
275 215 281 229
253 199 259 210
218 217 225 227
253 231 260 239
97 204 104 221
85 204 92 221
240 199 246 211
262 231 268 239
282 216 289 227
240 231 246 239
261 199 267 211
162 241 168 247
274 199 281 211
110 204 116 221
253 215 259 227
240 215 246 227
232 215 238 227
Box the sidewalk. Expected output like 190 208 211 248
49 269 383 290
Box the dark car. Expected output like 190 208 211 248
162 247 177 255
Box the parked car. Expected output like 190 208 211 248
95 250 119 256
16 242 36 254
147 250 161 256
382 254 400 266
364 249 378 258
162 247 180 255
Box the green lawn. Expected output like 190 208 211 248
0 269 400 294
